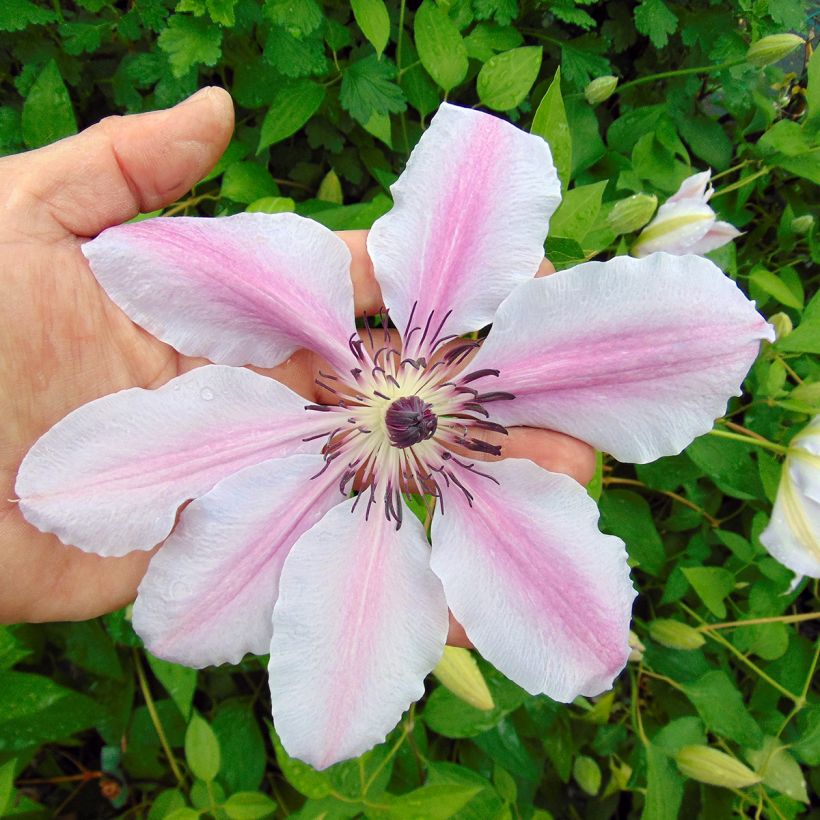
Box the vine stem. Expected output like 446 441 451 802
132 649 186 786
617 57 747 93
708 427 788 455
712 167 770 198
699 612 820 631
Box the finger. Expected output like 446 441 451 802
536 257 556 277
502 427 596 484
447 611 473 648
1 87 234 239
337 230 383 315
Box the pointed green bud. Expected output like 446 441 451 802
584 75 618 106
649 618 705 650
769 312 793 340
676 746 761 789
317 169 343 204
790 214 814 234
747 34 804 68
433 647 495 711
628 630 645 662
607 194 658 235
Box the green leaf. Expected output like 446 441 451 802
258 79 325 152
269 725 332 798
0 759 15 817
212 701 266 793
221 162 279 203
806 46 820 129
548 180 607 244
476 46 542 110
383 784 482 818
465 23 524 61
746 736 809 803
776 291 820 354
146 653 197 719
247 196 296 213
158 14 223 78
59 21 106 55
634 0 678 48
21 60 77 149
0 671 102 752
206 0 237 25
750 265 803 310
263 0 323 36
0 0 56 30
683 671 763 747
414 1 468 92
599 490 666 575
185 713 221 782
351 0 391 57
643 744 684 820
531 68 572 191
263 27 328 78
223 792 278 819
340 55 406 124
681 566 735 618
0 627 31 670
473 0 518 26
686 434 765 501
573 756 601 796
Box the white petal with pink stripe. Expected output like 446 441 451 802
470 253 774 463
270 495 448 769
367 103 560 348
16 365 327 556
83 212 357 373
431 458 635 701
133 454 345 667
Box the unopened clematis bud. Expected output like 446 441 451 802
632 170 742 258
649 618 705 650
769 312 793 340
585 75 618 106
607 193 658 235
791 214 815 234
760 416 820 579
433 646 495 710
676 746 761 789
627 631 645 662
747 34 804 68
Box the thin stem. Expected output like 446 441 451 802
699 612 820 631
617 57 747 93
363 706 413 794
776 640 819 738
708 427 787 455
163 192 219 217
710 159 753 181
712 167 770 198
133 649 186 786
631 668 649 746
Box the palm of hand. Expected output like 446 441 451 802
0 89 593 628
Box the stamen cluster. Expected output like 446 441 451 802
304 303 515 527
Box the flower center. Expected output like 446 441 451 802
385 396 438 448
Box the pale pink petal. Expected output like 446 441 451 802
133 455 345 667
430 458 635 701
270 495 448 769
83 213 357 373
471 253 774 463
16 366 327 556
667 170 712 204
686 220 743 255
367 103 560 348
631 200 715 257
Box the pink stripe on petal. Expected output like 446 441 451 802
270 495 448 769
83 213 357 373
16 366 327 556
133 454 345 667
430 458 635 701
368 104 560 347
471 253 774 463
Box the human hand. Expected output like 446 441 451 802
0 89 594 629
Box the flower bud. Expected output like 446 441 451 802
676 746 761 789
649 618 705 650
433 646 495 711
627 630 645 662
747 34 804 68
769 312 793 340
607 194 658 235
584 75 618 106
790 214 814 234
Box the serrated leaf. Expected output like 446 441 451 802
263 0 323 37
221 162 278 202
414 1 468 91
21 60 77 149
206 0 237 25
158 14 223 78
258 79 325 152
340 55 406 124
264 27 328 78
185 713 220 782
351 0 390 57
0 0 56 30
531 67 571 191
476 46 542 110
634 0 678 49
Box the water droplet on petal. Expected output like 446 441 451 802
200 387 214 401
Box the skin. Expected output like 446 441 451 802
0 88 594 642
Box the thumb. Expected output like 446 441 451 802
4 87 234 238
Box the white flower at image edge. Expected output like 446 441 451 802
15 104 774 769
760 416 820 579
632 169 742 258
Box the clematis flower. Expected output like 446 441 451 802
16 104 773 769
631 170 742 258
760 416 820 579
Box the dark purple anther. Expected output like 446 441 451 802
385 396 438 449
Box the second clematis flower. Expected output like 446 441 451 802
631 169 742 258
16 104 773 769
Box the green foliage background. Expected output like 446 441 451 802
1 0 819 817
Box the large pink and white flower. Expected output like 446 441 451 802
16 104 773 769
